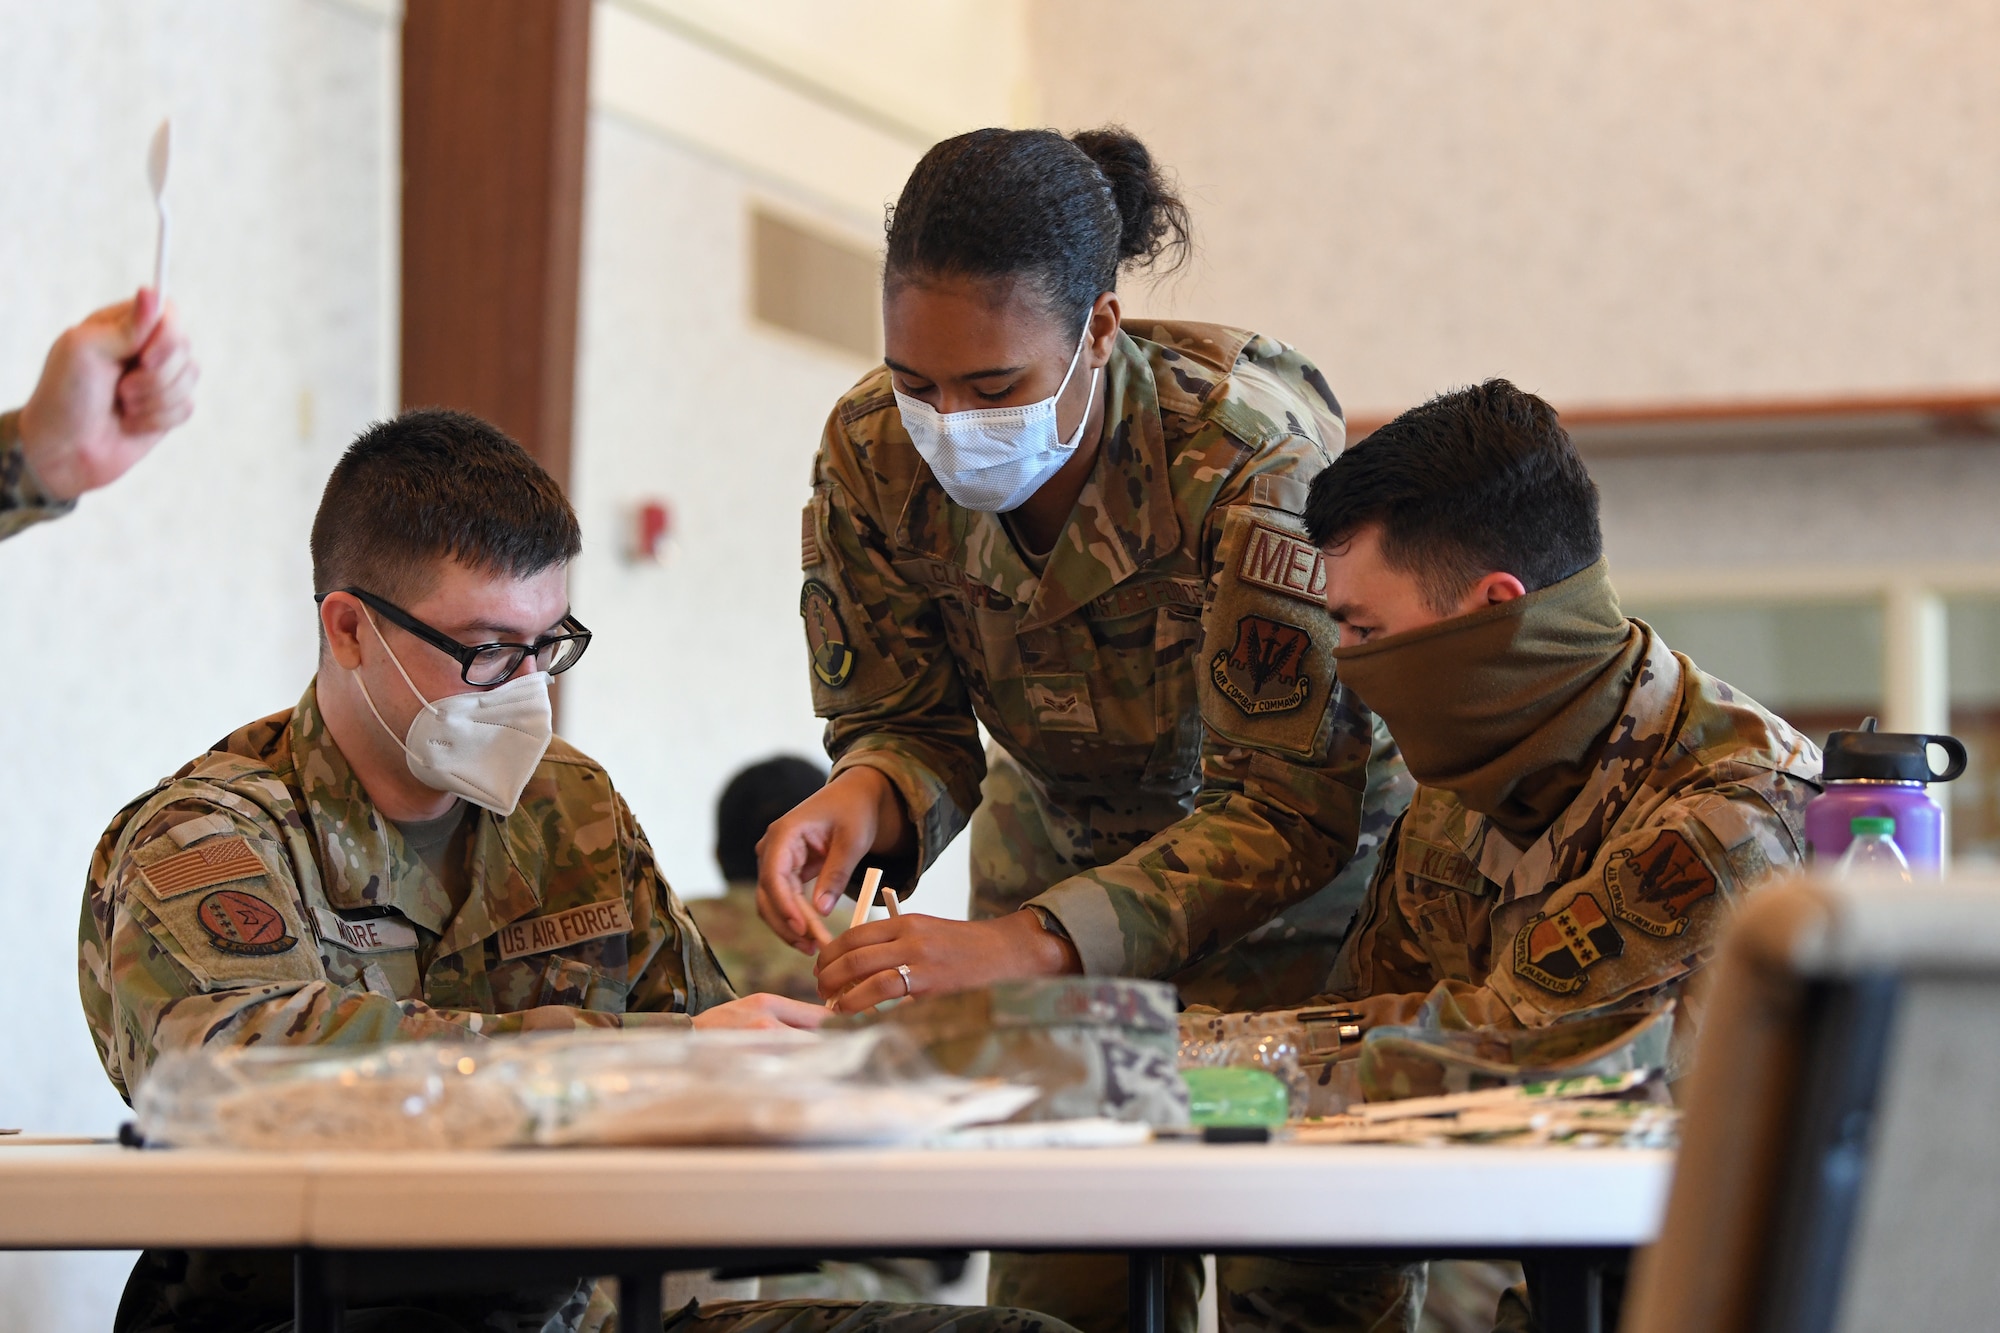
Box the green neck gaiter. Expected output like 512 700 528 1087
1331 557 1645 842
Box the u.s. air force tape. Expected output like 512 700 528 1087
496 899 633 961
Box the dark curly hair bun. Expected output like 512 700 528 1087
1068 127 1191 269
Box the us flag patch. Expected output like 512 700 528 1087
140 836 266 900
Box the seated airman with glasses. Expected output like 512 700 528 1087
81 410 1054 1333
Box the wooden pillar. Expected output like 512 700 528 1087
400 0 591 489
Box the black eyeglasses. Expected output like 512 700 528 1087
317 587 592 686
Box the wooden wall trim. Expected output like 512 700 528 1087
400 0 592 489
1346 390 2000 454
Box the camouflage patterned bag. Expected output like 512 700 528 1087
835 978 1190 1127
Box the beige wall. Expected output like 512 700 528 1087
1028 0 2000 417
0 2 399 1325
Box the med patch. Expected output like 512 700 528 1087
1515 892 1624 995
1211 614 1313 716
800 579 854 688
1604 829 1717 938
1236 521 1327 606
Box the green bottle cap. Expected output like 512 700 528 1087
1850 815 1897 837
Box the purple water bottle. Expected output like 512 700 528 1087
1804 717 1968 871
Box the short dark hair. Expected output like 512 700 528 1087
310 409 581 605
884 126 1191 326
715 757 827 883
1303 379 1601 611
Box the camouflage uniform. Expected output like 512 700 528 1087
802 323 1406 1333
86 685 1063 1333
1224 628 1823 1333
1325 627 1822 1053
688 881 838 1004
0 410 76 542
802 321 1397 1008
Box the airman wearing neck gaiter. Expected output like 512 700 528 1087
1302 380 1820 1047
1209 380 1821 1333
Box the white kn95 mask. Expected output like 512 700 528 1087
352 610 554 816
894 318 1099 513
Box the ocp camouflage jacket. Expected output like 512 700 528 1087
0 410 75 542
80 683 734 1101
1327 627 1823 1060
802 320 1382 988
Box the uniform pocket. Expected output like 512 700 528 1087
1143 604 1204 791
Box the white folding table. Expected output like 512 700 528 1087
0 1140 1670 1333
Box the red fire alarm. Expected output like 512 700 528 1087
631 499 672 562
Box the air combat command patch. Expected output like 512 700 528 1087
197 889 298 956
1515 892 1624 995
1604 829 1718 938
1210 614 1313 716
800 579 854 688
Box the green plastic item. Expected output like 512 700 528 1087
1181 1066 1290 1128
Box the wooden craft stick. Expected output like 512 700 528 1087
804 904 834 947
881 887 901 917
849 867 883 931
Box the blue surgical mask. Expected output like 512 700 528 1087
894 319 1099 513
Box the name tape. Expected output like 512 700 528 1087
497 899 633 961
316 908 420 955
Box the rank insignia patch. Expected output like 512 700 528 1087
1024 675 1099 733
1604 829 1717 938
197 889 298 956
1515 892 1624 995
800 579 854 688
140 835 267 900
1211 614 1313 716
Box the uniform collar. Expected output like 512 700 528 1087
284 680 547 944
1456 628 1684 899
895 328 1182 627
1404 628 1684 902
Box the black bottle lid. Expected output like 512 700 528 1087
1821 716 1968 784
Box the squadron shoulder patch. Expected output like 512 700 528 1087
1210 614 1313 716
1514 892 1624 995
141 835 267 900
1604 829 1718 938
800 579 854 688
197 889 298 956
1236 522 1327 606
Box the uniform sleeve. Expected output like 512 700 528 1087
0 410 77 543
617 791 737 1013
1027 482 1375 979
1328 772 1811 1033
81 796 698 1104
802 410 984 878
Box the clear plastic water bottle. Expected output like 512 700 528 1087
1833 815 1913 884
